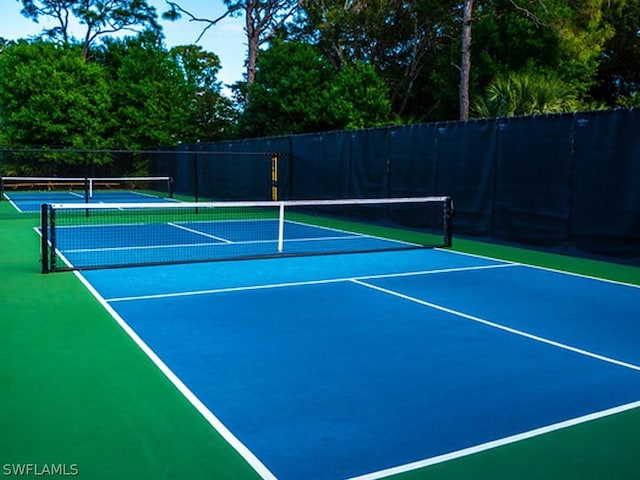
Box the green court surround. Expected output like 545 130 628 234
1 213 639 480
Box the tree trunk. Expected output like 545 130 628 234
245 1 258 85
459 0 473 121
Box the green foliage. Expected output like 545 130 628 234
593 0 640 104
96 31 237 149
0 40 111 173
616 92 640 108
170 45 239 141
0 33 236 174
240 39 334 136
1 0 638 156
471 0 614 100
546 0 616 96
240 38 395 136
298 0 458 120
472 69 603 118
18 0 159 58
330 62 395 129
97 32 191 149
298 0 626 122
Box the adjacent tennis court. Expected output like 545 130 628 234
74 247 640 480
1 176 174 213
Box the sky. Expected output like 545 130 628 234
0 0 247 88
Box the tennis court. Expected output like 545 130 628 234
1 176 175 213
3 185 640 479
73 244 640 480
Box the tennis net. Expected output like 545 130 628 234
40 196 453 272
1 176 173 203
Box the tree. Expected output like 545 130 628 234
459 0 473 120
239 38 394 136
616 92 640 107
169 45 239 141
164 0 302 85
298 0 456 118
231 0 301 85
593 0 640 104
0 37 13 54
541 0 619 96
97 31 196 149
331 62 396 129
18 0 159 60
0 40 111 173
460 0 623 119
472 70 582 117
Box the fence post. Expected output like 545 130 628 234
271 153 279 201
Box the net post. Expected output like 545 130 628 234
277 202 285 253
40 204 50 273
0 176 4 201
49 205 57 271
443 196 454 248
168 176 174 198
84 176 89 205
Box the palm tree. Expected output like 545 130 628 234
473 70 582 118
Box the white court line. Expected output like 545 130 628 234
61 232 398 254
4 195 23 213
65 240 638 480
70 269 279 480
168 222 233 243
439 248 640 289
64 241 225 253
106 263 517 303
54 222 150 229
345 274 640 477
346 400 640 480
351 278 640 372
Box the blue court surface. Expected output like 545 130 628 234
77 248 640 480
4 189 173 213
53 219 418 269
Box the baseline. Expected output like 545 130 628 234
347 400 640 480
